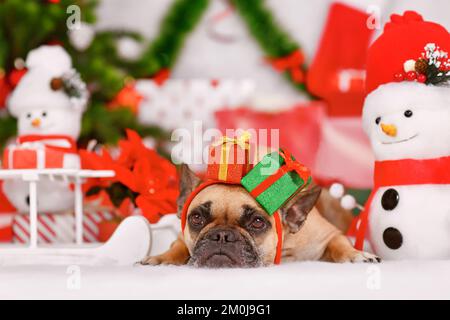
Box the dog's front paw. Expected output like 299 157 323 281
140 255 164 266
349 251 381 263
140 254 188 266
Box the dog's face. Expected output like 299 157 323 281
177 164 321 268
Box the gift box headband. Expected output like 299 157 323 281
180 179 283 265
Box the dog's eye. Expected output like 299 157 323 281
249 217 266 230
189 213 205 227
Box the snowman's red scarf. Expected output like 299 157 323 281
18 135 78 154
352 156 450 250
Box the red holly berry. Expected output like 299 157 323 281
406 71 417 81
394 72 405 82
417 74 427 83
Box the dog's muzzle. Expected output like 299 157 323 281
189 227 260 268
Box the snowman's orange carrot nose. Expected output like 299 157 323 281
381 123 397 137
31 118 41 127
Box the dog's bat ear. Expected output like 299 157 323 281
177 164 202 218
280 184 322 234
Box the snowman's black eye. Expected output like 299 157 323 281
26 113 32 119
375 117 381 125
404 110 413 118
42 112 47 117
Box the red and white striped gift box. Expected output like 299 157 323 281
12 210 115 244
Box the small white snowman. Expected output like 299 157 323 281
2 45 88 213
353 11 450 259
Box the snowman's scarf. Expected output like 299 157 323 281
18 135 78 154
352 156 450 250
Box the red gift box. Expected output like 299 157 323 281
0 225 13 242
11 210 116 244
206 132 252 183
3 146 65 169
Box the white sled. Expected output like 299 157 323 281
0 169 153 266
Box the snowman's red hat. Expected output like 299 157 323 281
366 11 450 95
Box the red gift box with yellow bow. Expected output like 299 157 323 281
206 132 253 183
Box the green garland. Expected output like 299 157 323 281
231 0 308 94
129 0 209 78
132 0 308 93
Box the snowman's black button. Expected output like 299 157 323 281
383 227 403 250
25 195 30 206
381 188 399 210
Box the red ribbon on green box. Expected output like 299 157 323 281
241 149 311 215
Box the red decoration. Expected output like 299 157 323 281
267 50 305 83
406 71 417 81
307 3 374 116
8 68 27 88
0 73 11 109
80 129 179 224
394 72 405 82
215 102 326 169
0 181 16 213
3 148 65 169
417 73 427 83
108 83 143 114
152 68 170 86
11 210 115 244
98 220 120 242
3 135 77 169
0 225 13 243
365 11 450 95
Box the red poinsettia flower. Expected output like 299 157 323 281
128 156 178 223
81 129 179 223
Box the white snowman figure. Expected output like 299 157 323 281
2 45 88 213
352 11 450 259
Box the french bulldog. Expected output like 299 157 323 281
141 164 380 267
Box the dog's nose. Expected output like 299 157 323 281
207 228 238 243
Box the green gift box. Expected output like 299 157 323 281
241 149 312 215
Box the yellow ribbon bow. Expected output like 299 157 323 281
213 131 251 149
212 131 251 181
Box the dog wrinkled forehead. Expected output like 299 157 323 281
187 184 267 221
